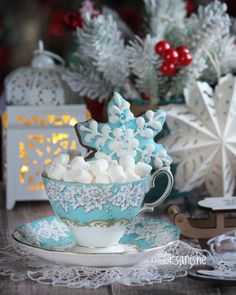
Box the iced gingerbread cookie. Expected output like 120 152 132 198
75 92 172 169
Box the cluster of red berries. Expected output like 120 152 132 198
64 8 100 30
154 40 192 76
64 12 83 29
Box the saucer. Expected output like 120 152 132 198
12 216 180 267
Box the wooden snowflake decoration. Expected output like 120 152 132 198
75 92 172 168
160 74 236 197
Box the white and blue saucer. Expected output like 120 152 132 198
12 216 180 267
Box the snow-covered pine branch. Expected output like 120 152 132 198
64 12 129 101
144 0 185 37
102 6 134 39
160 0 235 96
185 1 234 85
167 49 208 98
64 0 236 104
126 35 164 102
219 36 236 76
63 63 112 101
186 0 231 50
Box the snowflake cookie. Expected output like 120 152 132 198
75 92 172 168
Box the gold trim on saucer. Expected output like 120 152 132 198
60 216 130 228
12 230 178 257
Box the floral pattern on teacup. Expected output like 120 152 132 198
45 180 148 213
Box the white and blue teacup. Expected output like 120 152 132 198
42 167 173 248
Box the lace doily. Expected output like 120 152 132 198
0 240 218 289
207 230 236 272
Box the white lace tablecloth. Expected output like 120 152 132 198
0 240 218 289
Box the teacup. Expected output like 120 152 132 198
42 167 173 248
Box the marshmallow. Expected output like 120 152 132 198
62 169 75 182
47 152 154 183
96 174 110 183
89 159 109 175
46 163 67 180
125 169 140 181
52 153 70 166
154 157 163 169
71 168 93 184
108 165 127 183
119 155 135 171
109 160 119 166
95 152 111 161
135 162 152 178
70 156 89 170
98 159 109 170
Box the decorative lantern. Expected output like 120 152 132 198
2 41 88 209
5 40 77 106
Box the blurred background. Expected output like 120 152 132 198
0 0 236 93
0 0 236 181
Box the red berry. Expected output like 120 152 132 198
154 40 170 56
141 92 150 100
160 62 177 76
179 52 192 66
185 0 196 15
176 46 190 55
163 48 179 64
64 12 83 29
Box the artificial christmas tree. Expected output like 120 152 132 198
64 0 236 107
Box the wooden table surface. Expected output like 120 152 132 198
0 187 236 295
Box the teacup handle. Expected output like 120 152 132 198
136 167 174 217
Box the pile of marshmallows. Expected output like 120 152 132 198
45 153 152 184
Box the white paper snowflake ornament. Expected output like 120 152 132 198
160 74 236 197
75 92 172 168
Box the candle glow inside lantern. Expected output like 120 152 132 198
2 105 88 209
